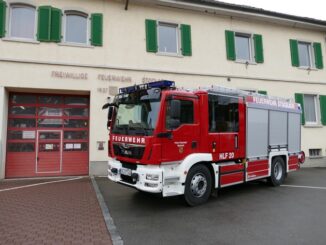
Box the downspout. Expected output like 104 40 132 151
125 0 129 10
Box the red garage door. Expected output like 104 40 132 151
6 93 89 178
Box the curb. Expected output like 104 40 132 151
91 177 123 245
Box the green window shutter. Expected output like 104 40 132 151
180 24 192 56
225 30 235 60
91 13 103 46
320 95 326 126
258 90 267 95
37 6 51 42
50 7 62 42
295 93 305 125
0 0 6 38
145 19 157 53
254 34 264 63
290 39 299 67
313 42 324 69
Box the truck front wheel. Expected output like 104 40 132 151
268 157 286 186
184 164 212 206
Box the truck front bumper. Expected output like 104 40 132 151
108 158 184 196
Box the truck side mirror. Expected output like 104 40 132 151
107 106 115 129
170 100 181 119
167 100 181 130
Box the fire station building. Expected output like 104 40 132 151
0 0 326 179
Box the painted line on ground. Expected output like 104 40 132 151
281 184 326 190
0 177 84 192
91 177 123 245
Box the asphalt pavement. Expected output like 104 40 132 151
96 168 326 245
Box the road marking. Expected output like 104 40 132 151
0 177 84 192
281 184 326 190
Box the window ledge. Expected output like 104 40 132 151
309 156 323 159
58 42 94 49
298 66 318 71
156 52 184 58
303 124 323 128
235 60 257 65
2 37 40 44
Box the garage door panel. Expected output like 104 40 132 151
6 93 89 178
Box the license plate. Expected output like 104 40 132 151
120 168 132 176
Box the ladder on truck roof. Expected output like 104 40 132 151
200 85 295 103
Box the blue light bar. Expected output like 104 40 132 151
119 80 175 94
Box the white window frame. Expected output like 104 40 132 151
62 10 90 46
157 21 181 56
303 94 321 126
298 41 315 69
7 3 37 41
234 32 255 63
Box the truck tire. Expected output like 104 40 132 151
268 157 286 186
184 164 212 206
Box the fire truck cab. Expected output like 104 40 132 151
104 81 305 206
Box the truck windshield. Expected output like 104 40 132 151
112 90 161 136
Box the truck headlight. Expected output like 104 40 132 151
146 174 159 181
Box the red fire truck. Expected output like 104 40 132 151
103 81 305 206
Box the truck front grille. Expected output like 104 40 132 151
113 143 145 160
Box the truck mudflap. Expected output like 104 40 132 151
108 158 185 196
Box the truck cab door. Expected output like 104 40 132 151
160 96 200 164
207 94 245 162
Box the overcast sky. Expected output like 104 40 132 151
219 0 326 21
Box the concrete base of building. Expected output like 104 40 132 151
301 157 326 168
90 161 108 176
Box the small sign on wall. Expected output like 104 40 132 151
97 141 105 151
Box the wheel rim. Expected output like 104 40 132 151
274 161 283 181
190 173 207 198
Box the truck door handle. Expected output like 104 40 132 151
191 141 197 149
157 132 173 139
235 135 238 149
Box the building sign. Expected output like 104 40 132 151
51 71 88 80
142 77 163 83
98 74 132 83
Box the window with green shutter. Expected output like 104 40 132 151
258 91 267 95
181 24 192 56
37 6 52 42
290 39 299 67
320 95 326 126
226 31 264 63
145 19 157 53
253 34 264 63
50 7 62 42
295 93 305 125
225 30 235 60
91 13 103 46
0 0 6 38
313 42 324 69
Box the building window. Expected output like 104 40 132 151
64 11 89 45
225 30 264 63
298 42 314 68
158 22 179 54
235 33 253 62
304 94 319 124
290 40 323 69
309 149 322 158
9 4 36 40
145 19 192 56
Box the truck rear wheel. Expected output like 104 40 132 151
268 157 285 186
184 164 212 206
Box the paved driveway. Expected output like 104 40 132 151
96 168 326 245
0 177 112 245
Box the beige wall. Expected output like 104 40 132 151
0 0 325 177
